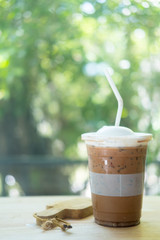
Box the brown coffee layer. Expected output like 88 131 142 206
87 145 147 174
92 193 142 223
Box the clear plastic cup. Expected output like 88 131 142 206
82 126 152 227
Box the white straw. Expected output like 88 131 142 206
104 69 123 126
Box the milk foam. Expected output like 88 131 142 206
81 126 152 147
97 126 134 137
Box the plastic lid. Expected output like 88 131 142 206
81 126 152 147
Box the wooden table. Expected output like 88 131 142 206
0 196 160 240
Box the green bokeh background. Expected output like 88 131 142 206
0 0 160 195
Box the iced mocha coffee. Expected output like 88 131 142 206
82 126 152 227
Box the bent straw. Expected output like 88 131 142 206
104 69 123 126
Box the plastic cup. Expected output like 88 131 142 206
82 128 152 227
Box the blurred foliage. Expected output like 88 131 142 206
0 0 160 162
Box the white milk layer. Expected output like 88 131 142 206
89 171 144 197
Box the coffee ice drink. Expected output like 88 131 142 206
82 126 152 227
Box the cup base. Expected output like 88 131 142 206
95 219 140 227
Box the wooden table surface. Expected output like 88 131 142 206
0 196 160 240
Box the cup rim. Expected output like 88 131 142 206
81 132 152 143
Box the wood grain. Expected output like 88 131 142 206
0 196 160 240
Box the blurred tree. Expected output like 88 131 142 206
0 0 160 162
